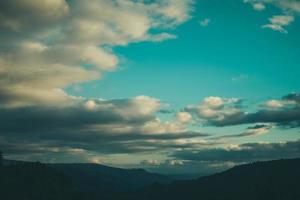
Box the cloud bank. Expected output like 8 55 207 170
186 93 300 127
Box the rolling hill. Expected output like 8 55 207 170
121 158 300 200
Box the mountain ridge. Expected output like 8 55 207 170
120 157 300 200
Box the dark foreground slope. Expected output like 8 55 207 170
121 158 300 200
0 162 80 200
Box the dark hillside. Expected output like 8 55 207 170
121 158 300 200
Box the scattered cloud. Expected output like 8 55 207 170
199 18 211 26
262 15 294 33
244 0 300 33
265 100 285 108
185 96 242 124
176 111 192 123
231 74 249 82
253 2 266 11
186 93 300 127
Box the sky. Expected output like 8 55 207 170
0 0 300 174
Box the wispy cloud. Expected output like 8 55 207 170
244 0 299 33
199 18 211 26
253 2 266 11
262 15 294 33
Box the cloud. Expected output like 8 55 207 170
0 93 212 161
262 15 294 33
265 100 284 108
0 0 198 162
244 0 300 13
0 0 69 31
244 0 299 33
185 96 242 124
172 139 300 162
199 18 210 26
214 124 273 139
186 93 300 127
282 92 300 103
140 159 184 167
176 111 192 123
253 2 266 11
231 74 249 82
0 0 194 108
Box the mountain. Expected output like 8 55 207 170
121 158 300 200
1 160 171 200
0 162 80 200
1 158 300 200
48 163 172 197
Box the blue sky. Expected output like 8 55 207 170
0 0 300 174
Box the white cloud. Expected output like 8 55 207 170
202 96 224 109
262 15 294 33
85 100 97 110
199 18 211 26
244 0 300 13
185 96 242 124
147 33 177 42
253 2 266 11
275 0 300 13
176 111 192 123
0 0 194 108
244 0 299 33
265 100 284 108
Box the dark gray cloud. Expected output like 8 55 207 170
0 101 153 133
213 106 300 127
282 93 300 104
0 96 209 159
212 124 272 139
172 140 300 162
186 93 300 128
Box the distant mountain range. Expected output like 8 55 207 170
1 158 300 200
121 158 300 200
49 163 172 196
1 159 172 199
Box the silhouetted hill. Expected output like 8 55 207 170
0 162 80 200
49 163 172 197
121 158 300 200
1 159 172 199
1 158 300 200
